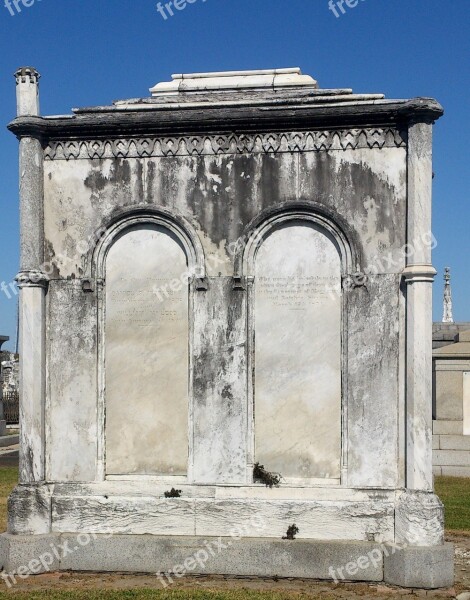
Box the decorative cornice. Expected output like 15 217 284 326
44 128 406 161
8 98 443 143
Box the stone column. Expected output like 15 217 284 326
403 121 436 492
14 67 47 484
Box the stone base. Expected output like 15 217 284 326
0 534 454 589
384 543 454 588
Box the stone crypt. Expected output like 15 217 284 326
1 67 453 587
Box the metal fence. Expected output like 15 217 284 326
2 391 19 424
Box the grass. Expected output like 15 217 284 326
0 592 329 599
435 475 470 532
0 467 17 532
0 592 330 600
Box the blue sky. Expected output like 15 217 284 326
0 0 468 350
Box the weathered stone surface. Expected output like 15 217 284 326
60 533 160 573
8 485 52 535
105 225 189 476
395 491 444 546
51 496 196 536
192 278 247 485
193 498 394 542
254 222 342 480
15 68 40 118
18 285 45 484
10 97 443 142
298 147 407 273
8 68 448 586
384 542 454 588
49 490 395 542
0 534 59 576
405 121 436 492
149 69 319 96
0 533 385 581
47 281 97 482
346 274 402 488
19 137 44 271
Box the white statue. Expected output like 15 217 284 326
442 267 454 323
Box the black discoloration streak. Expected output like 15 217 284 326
221 385 233 401
84 169 108 192
299 152 405 248
146 161 156 203
84 159 142 212
44 239 61 278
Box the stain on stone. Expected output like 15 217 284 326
146 160 156 203
221 385 233 401
259 154 282 211
84 167 109 192
44 239 61 278
84 159 140 211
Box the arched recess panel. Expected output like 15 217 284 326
254 221 342 481
105 224 189 476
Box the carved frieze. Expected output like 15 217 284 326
44 128 406 161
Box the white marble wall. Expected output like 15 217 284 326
33 123 444 546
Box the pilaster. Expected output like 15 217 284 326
14 67 46 485
404 120 436 491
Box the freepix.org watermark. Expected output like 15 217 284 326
157 0 208 20
1 530 113 588
156 515 266 588
328 0 367 18
328 532 424 583
4 0 41 16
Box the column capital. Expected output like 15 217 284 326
14 66 41 85
402 264 437 284
15 271 49 289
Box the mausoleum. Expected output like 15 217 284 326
2 67 453 587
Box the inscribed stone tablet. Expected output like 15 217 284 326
105 225 189 475
254 222 342 480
